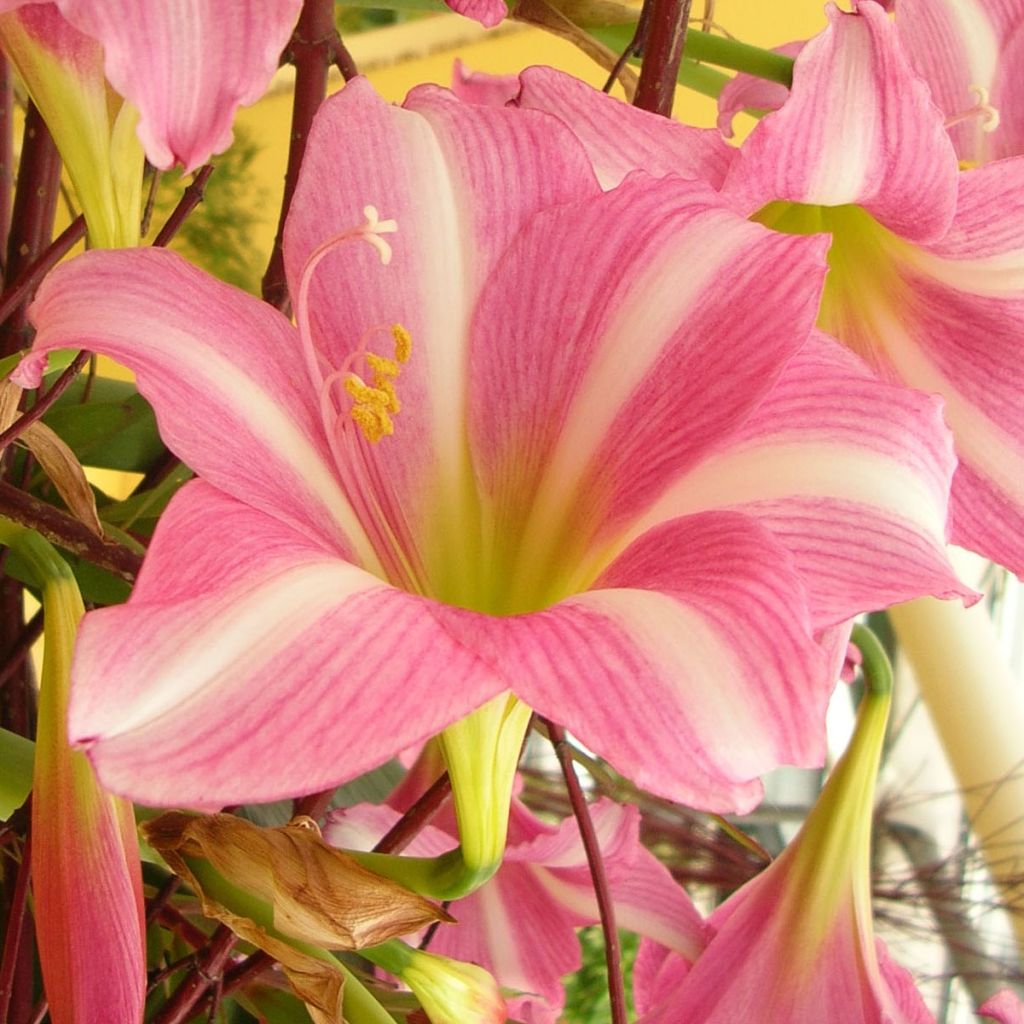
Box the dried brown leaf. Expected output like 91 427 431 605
21 421 104 538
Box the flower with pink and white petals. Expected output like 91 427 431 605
326 794 703 1024
718 1 1024 577
18 75 963 813
634 648 935 1024
0 0 302 172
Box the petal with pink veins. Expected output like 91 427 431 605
70 482 506 807
53 0 301 170
979 990 1024 1024
722 2 958 242
631 331 971 629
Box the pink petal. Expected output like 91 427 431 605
979 990 1024 1024
716 41 805 139
23 248 370 563
722 2 958 242
54 0 301 170
515 66 735 189
818 158 1024 577
633 941 692 1017
501 512 830 812
467 175 827 601
451 58 520 106
634 330 970 629
71 482 505 807
443 0 506 28
895 0 1024 162
282 77 600 595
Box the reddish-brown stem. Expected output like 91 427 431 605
0 351 90 452
373 771 451 855
294 786 337 822
2 104 61 351
0 57 14 266
152 925 238 1024
152 165 214 248
0 480 143 581
633 0 693 116
0 610 42 693
542 720 627 1024
155 905 210 951
0 216 86 329
331 36 358 81
146 875 182 926
191 951 275 1018
0 833 31 1024
262 0 347 310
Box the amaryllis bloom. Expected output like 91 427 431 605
326 793 703 1024
633 635 936 1024
0 0 302 172
717 1 1024 577
17 76 964 812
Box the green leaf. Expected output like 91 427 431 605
41 375 162 473
0 727 33 819
99 463 192 533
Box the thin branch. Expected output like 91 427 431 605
0 480 143 581
146 875 182 927
541 720 627 1024
152 165 214 248
190 952 275 1019
0 217 85 329
294 786 337 822
633 0 693 116
2 103 61 352
262 0 347 310
152 925 237 1024
603 4 651 94
0 833 30 1024
373 771 451 855
0 351 90 451
0 609 42 693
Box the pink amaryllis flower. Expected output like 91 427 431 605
0 0 302 172
717 0 1024 578
979 990 1024 1023
633 634 936 1024
16 75 964 812
326 790 703 1024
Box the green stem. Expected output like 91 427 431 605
347 846 489 901
850 622 893 698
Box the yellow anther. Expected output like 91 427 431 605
366 353 400 380
344 375 387 408
350 403 394 443
959 159 979 171
376 378 400 414
392 324 412 364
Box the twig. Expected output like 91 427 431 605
262 0 347 310
603 4 651 93
294 786 337 822
0 217 86 329
152 165 214 248
373 772 451 855
0 57 14 268
0 480 143 581
0 351 90 451
140 167 162 238
146 875 182 926
633 0 693 116
0 609 42 692
0 833 30 1024
191 952 275 1019
152 925 237 1024
541 720 627 1024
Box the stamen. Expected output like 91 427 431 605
341 325 414 443
945 84 1000 133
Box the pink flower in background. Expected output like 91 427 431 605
327 794 703 1024
634 661 935 1024
718 1 1024 578
0 0 302 171
17 75 963 813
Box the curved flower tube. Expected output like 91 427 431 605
0 0 302 172
0 522 144 1024
718 1 1024 577
327 791 703 1024
16 77 964 815
634 627 937 1024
